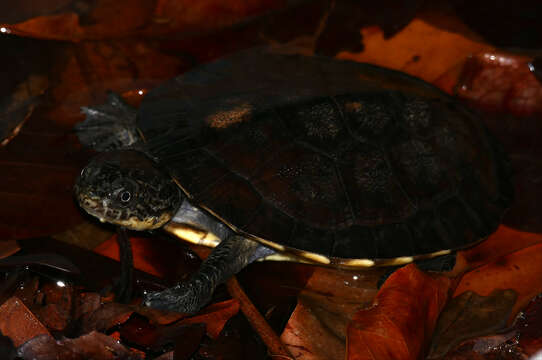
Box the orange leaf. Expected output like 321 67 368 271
94 235 185 278
347 264 452 360
455 241 542 321
1 0 283 41
181 299 240 339
153 0 284 32
458 225 542 271
0 297 51 347
2 13 83 41
338 16 492 83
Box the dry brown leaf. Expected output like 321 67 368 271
347 264 452 360
338 17 493 82
280 266 385 359
17 331 144 360
428 289 517 358
0 297 51 347
455 242 542 322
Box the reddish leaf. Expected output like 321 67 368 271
339 16 493 83
455 242 542 321
439 333 525 360
33 281 74 331
181 299 240 339
16 331 143 360
434 52 542 233
282 298 346 360
93 234 201 279
0 297 50 347
0 74 47 147
173 323 206 359
1 0 283 41
428 289 517 358
454 53 542 117
3 13 83 40
280 266 384 360
132 306 186 326
457 226 542 271
48 40 185 127
517 295 542 356
79 302 134 334
153 0 285 32
119 315 206 352
0 241 20 259
74 292 101 319
0 0 154 41
346 264 452 360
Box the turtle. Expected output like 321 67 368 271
74 47 512 314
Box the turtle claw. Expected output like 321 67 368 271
143 282 209 315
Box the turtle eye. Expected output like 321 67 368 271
119 191 131 203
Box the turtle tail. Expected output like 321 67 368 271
75 92 142 152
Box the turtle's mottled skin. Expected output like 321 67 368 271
74 48 512 314
75 150 181 230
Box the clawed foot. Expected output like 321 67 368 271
143 282 210 314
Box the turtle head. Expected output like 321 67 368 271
74 150 182 231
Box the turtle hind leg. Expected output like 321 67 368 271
75 92 141 152
144 235 270 314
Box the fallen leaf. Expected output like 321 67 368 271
119 315 205 353
338 16 493 82
281 298 346 360
458 226 542 271
280 266 384 360
79 302 134 334
16 331 143 360
49 40 185 127
0 74 47 147
197 313 268 359
441 334 525 360
172 323 206 360
0 297 50 347
181 299 240 339
131 306 186 326
152 0 284 33
455 242 542 322
454 53 542 117
53 222 114 251
0 0 154 41
428 289 517 358
1 0 283 41
434 51 542 234
516 295 542 356
34 281 74 331
0 241 20 259
346 264 452 360
73 292 102 320
93 234 201 280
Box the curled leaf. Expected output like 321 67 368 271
347 264 451 360
428 289 517 358
455 242 542 320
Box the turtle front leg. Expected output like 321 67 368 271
143 235 270 314
115 227 133 303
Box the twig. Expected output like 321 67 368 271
226 276 294 359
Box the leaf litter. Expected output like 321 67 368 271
2 1 542 359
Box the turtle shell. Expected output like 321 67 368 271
137 48 512 267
